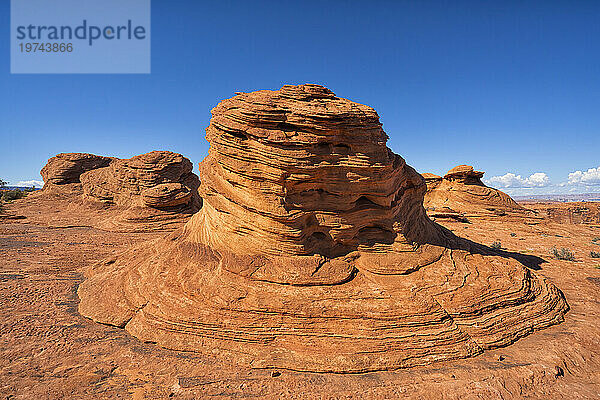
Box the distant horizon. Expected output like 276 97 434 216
2 1 599 196
1 185 41 190
4 180 600 202
512 192 600 200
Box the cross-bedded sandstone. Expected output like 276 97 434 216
78 85 567 373
38 151 200 232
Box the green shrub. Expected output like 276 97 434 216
491 240 502 250
591 251 600 259
1 189 28 202
551 247 575 261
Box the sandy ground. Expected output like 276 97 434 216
1 196 599 399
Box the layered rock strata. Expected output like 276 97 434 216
78 85 567 373
38 151 200 232
424 165 528 220
41 153 114 186
80 151 201 231
80 151 199 208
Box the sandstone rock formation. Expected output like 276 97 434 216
78 84 567 373
424 165 528 220
80 151 201 232
80 151 199 207
38 151 200 232
41 153 114 186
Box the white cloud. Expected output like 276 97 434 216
567 167 600 185
16 180 44 188
525 172 550 187
482 167 600 197
485 172 550 188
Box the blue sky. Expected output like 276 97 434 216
1 0 599 195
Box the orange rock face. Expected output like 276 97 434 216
424 165 527 219
78 85 567 373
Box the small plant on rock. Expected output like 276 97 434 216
491 240 502 250
591 251 600 259
551 247 575 261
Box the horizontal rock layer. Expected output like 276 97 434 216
78 85 568 372
531 202 600 225
142 183 192 208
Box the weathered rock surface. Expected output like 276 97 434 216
424 165 528 220
80 151 199 209
40 153 114 185
142 183 192 208
37 151 200 232
78 85 567 373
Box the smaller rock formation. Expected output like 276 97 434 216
80 151 201 231
37 151 200 232
445 165 485 182
41 153 114 186
80 151 199 208
423 165 528 220
421 172 442 181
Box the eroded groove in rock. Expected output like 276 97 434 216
78 84 567 373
